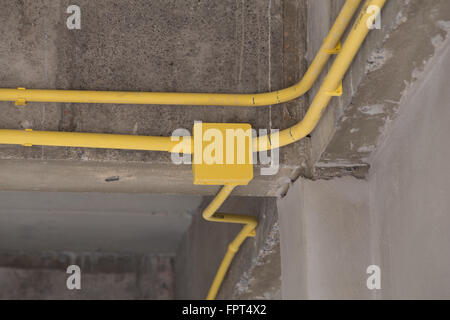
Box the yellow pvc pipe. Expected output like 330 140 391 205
256 0 387 151
0 0 369 156
0 129 193 153
0 0 362 107
202 184 258 300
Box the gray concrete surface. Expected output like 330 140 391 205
278 177 371 299
308 0 450 177
278 36 450 299
0 191 202 253
0 0 308 197
0 252 174 299
175 195 280 299
0 189 281 299
367 34 450 299
232 222 281 299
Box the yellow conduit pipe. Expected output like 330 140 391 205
0 129 192 153
0 0 386 300
0 0 361 107
201 184 258 300
255 0 387 151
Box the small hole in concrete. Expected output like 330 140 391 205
105 176 120 182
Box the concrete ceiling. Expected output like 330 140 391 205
0 0 306 197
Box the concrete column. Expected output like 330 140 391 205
278 177 372 299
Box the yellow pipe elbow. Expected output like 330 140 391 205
255 0 387 152
202 185 258 300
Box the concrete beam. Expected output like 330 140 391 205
309 0 450 176
0 0 307 197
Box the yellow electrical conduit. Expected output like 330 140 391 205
0 0 368 154
0 129 191 153
257 0 387 151
0 0 362 107
0 0 386 300
201 184 257 300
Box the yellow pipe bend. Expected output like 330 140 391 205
256 0 387 151
0 0 362 107
202 184 258 300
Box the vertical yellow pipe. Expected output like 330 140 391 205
202 185 258 300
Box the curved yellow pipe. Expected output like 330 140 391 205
0 0 362 107
202 184 258 300
255 0 387 151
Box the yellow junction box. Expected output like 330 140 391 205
193 123 254 186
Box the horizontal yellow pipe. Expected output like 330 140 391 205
0 129 192 153
0 0 362 107
202 184 258 300
255 0 387 151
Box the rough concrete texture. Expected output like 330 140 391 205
0 0 308 197
0 191 202 254
232 222 281 299
308 0 450 177
175 196 280 299
278 37 450 299
0 251 174 299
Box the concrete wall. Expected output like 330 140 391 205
278 35 450 299
278 178 371 299
0 252 174 299
175 195 280 299
304 0 450 180
0 191 202 254
368 34 450 299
